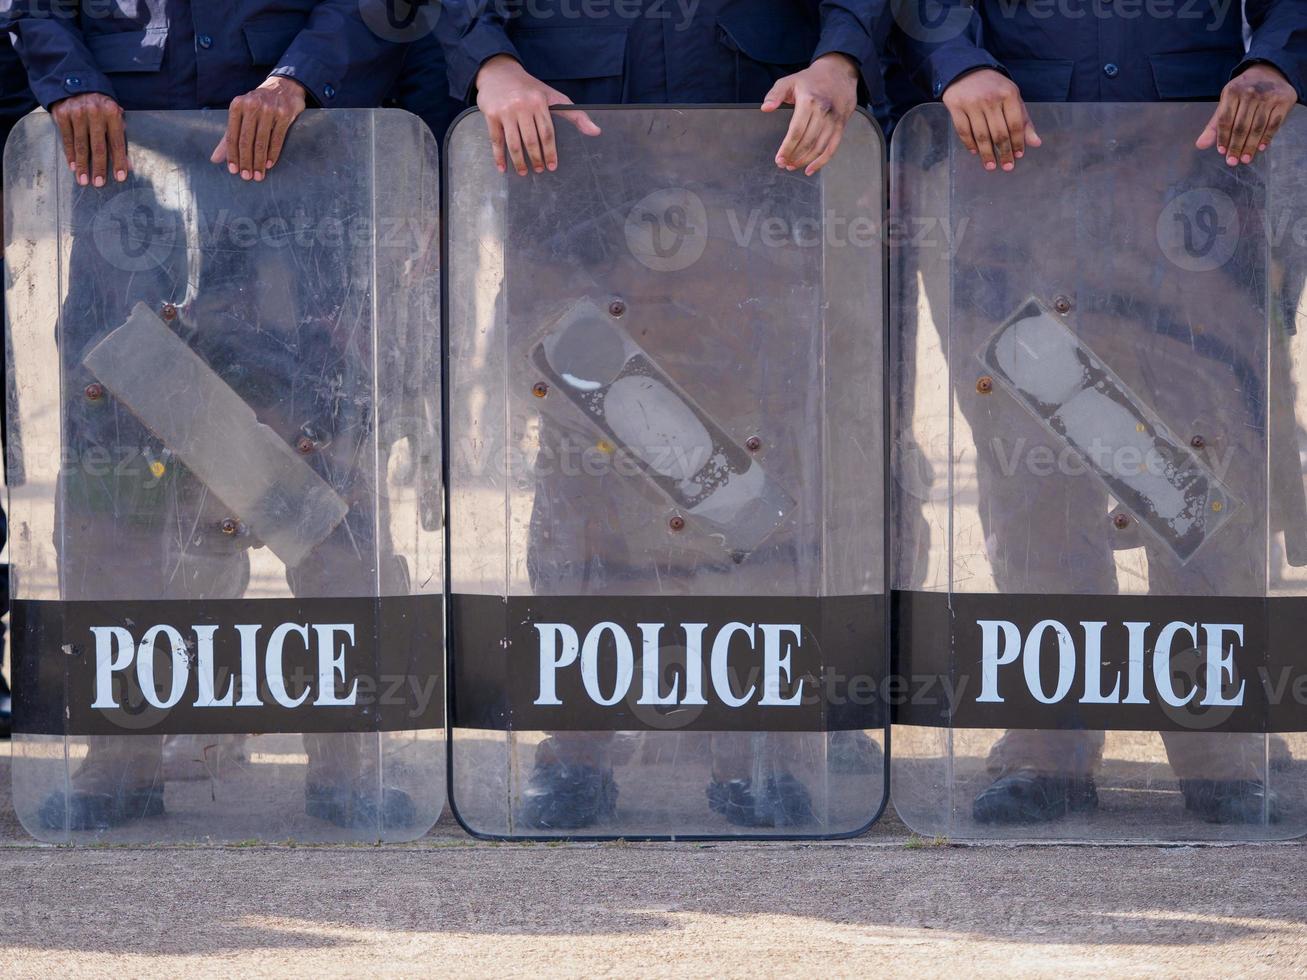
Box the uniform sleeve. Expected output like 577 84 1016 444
1242 0 1307 103
435 1 519 103
270 0 411 108
0 37 38 149
810 0 887 100
889 0 1005 100
4 1 118 109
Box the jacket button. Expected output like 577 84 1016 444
1103 63 1120 78
323 83 337 100
197 34 213 49
64 75 82 92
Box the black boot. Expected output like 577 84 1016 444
305 784 417 830
1180 779 1280 824
707 773 814 828
38 785 165 832
973 768 1099 824
518 763 618 831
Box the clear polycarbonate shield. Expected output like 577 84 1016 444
891 103 1307 841
5 109 444 843
446 107 887 838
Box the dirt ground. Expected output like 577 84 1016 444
3 742 1306 978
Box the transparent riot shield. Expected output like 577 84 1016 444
891 103 1307 841
447 107 887 839
4 109 444 843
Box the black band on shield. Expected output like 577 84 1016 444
892 590 1307 733
450 593 886 732
11 595 444 736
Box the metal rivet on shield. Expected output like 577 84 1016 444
84 382 105 401
1190 435 1206 450
220 518 240 536
161 302 178 321
1113 513 1131 530
296 436 316 455
608 300 626 318
976 376 993 394
668 515 685 532
531 381 549 398
745 436 762 453
1053 296 1072 315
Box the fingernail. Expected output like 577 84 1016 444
115 170 126 182
985 162 996 171
1218 146 1226 154
547 162 557 172
1260 144 1268 151
241 170 251 180
228 163 238 174
1227 156 1238 166
78 173 88 186
266 160 274 169
1242 154 1253 164
254 171 264 182
93 175 104 187
1015 151 1023 159
1002 163 1014 172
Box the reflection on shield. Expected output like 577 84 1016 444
891 103 1307 842
4 110 444 843
446 107 888 839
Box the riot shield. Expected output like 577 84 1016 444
891 103 1307 841
4 109 444 843
446 107 887 838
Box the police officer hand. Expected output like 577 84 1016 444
941 69 1041 172
1197 64 1298 167
763 53 859 176
50 92 129 187
209 77 308 182
475 55 601 175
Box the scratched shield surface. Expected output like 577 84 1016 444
446 107 887 839
3 110 444 843
890 103 1307 841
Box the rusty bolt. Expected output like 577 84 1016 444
84 382 105 401
976 376 994 394
220 518 240 536
531 381 549 398
1113 513 1131 530
1053 295 1072 315
296 436 316 455
608 300 626 318
668 515 685 532
1190 435 1206 450
745 436 762 453
160 303 178 321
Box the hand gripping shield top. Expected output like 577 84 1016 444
446 107 888 839
4 110 444 843
891 103 1307 841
